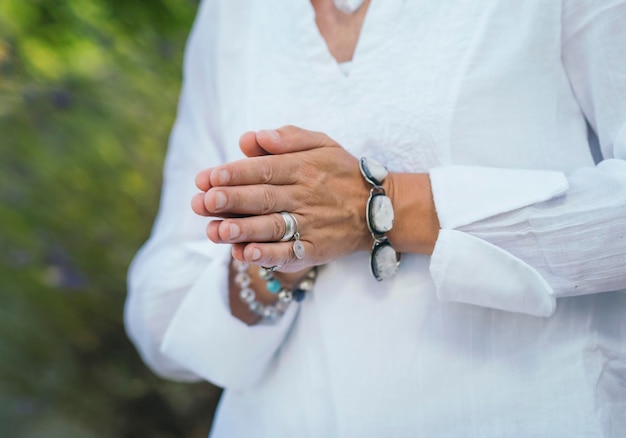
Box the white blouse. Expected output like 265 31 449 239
125 1 626 437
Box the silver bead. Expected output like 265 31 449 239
258 267 273 280
274 300 289 312
298 278 315 291
235 272 250 287
249 301 264 315
239 287 256 303
263 306 278 320
278 289 293 303
306 268 318 279
233 259 247 270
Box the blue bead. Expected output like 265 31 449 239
293 288 306 302
267 279 282 294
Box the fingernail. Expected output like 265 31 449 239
251 248 261 261
229 223 240 239
260 129 279 143
215 191 226 210
218 169 230 185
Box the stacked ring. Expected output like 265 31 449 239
279 211 305 260
280 212 298 241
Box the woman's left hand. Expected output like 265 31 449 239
191 126 373 272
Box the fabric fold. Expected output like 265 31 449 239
429 166 569 229
430 229 556 316
161 253 299 390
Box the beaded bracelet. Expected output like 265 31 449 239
233 259 318 321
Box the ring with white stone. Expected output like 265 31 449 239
292 232 305 260
279 212 298 242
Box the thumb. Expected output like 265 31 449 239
256 125 336 155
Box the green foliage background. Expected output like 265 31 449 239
0 1 222 436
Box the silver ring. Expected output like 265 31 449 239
279 212 298 241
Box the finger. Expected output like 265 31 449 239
256 125 335 155
210 126 340 188
236 241 310 273
194 193 248 219
207 213 292 244
197 130 268 191
208 154 298 187
192 192 211 216
203 184 297 216
195 168 214 191
239 131 269 157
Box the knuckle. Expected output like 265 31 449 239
259 159 273 184
261 186 276 213
278 125 298 145
272 214 284 239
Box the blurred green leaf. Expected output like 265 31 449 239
0 0 221 436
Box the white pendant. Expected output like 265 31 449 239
293 233 306 259
333 0 365 14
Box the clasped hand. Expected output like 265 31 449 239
191 126 373 272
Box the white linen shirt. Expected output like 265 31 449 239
125 1 626 437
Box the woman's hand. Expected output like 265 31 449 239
191 125 441 272
191 126 372 272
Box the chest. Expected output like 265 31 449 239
213 0 590 173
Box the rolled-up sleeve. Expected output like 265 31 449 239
124 0 298 389
428 0 626 316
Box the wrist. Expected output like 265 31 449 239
384 172 440 254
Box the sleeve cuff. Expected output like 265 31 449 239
429 165 569 229
160 247 299 389
430 229 556 316
427 165 566 315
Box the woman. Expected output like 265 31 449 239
125 0 626 436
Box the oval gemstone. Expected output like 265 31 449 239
370 194 394 233
294 240 305 259
362 157 388 185
373 244 399 280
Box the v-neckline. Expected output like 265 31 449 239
295 0 398 80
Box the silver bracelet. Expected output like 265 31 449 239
359 157 401 281
233 260 318 321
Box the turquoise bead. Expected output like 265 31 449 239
267 279 282 294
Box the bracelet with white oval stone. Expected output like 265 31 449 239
359 157 401 281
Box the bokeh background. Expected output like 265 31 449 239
0 1 223 436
